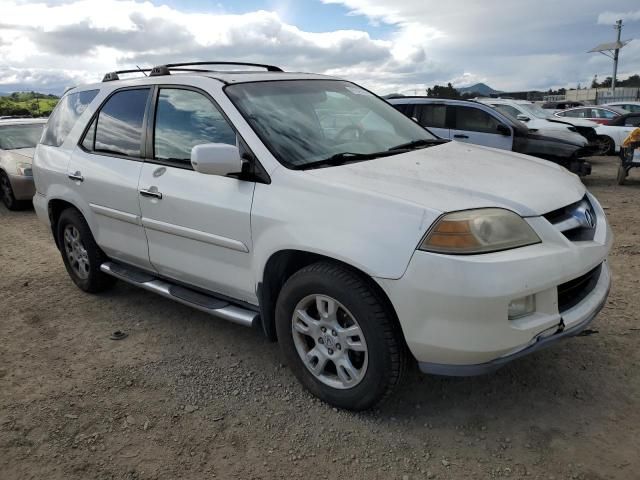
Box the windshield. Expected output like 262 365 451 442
225 80 436 168
518 103 552 119
0 124 45 150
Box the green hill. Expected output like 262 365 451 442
0 92 59 117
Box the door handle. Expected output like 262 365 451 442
139 188 163 199
68 171 84 182
453 134 469 139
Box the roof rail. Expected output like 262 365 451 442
102 68 151 82
149 61 283 77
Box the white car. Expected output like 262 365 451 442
603 101 640 114
32 62 612 410
0 118 47 210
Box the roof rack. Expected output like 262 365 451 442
148 61 283 77
102 68 151 82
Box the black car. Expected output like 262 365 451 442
608 112 640 128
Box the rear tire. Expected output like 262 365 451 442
275 261 407 411
56 208 116 293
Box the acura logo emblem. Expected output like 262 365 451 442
571 201 595 229
583 209 595 229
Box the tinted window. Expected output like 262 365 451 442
392 103 415 116
624 116 640 127
560 109 587 118
416 104 447 129
41 89 99 147
453 106 500 133
94 89 150 157
154 89 236 162
593 109 618 119
0 124 45 149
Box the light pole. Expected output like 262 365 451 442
588 19 631 97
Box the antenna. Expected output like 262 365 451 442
136 65 148 77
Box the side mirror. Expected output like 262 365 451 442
496 124 511 136
516 114 530 122
191 143 242 176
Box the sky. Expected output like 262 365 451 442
0 0 639 95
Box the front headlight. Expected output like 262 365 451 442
16 162 33 176
419 208 541 254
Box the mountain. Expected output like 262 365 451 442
457 83 501 96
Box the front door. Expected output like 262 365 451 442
67 87 154 270
138 87 255 303
450 105 513 150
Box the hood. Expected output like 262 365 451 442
307 142 585 217
527 127 588 146
7 147 36 161
546 117 598 128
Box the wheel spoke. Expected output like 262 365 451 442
335 357 359 386
305 347 328 375
293 309 318 336
316 296 337 320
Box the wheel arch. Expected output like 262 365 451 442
47 198 82 249
257 249 404 346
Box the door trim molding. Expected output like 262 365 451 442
141 217 249 253
90 203 141 225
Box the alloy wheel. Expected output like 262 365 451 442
291 294 368 389
63 225 90 279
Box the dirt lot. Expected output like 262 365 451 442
1 156 639 480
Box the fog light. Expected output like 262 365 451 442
508 295 535 320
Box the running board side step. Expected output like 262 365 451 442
100 262 259 328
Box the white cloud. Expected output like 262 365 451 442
1 0 639 94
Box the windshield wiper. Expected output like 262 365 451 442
388 138 448 151
294 151 401 170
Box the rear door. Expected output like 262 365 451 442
138 86 255 302
413 103 450 139
450 105 513 150
68 87 153 270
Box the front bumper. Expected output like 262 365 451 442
376 192 612 375
8 173 35 201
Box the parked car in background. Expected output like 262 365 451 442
33 62 612 410
608 112 640 128
603 101 640 114
0 118 47 210
390 97 593 175
541 100 585 111
554 106 626 125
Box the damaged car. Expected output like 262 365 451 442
389 97 594 175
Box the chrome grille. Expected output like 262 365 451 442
544 196 596 241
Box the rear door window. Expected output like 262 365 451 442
41 89 99 147
415 104 447 128
452 106 500 133
91 88 150 158
153 88 236 163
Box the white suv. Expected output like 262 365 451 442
33 62 612 410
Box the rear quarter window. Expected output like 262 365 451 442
41 89 99 147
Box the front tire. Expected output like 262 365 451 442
595 136 615 156
275 261 407 410
56 208 115 293
0 172 27 211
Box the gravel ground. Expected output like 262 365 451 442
1 156 639 480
